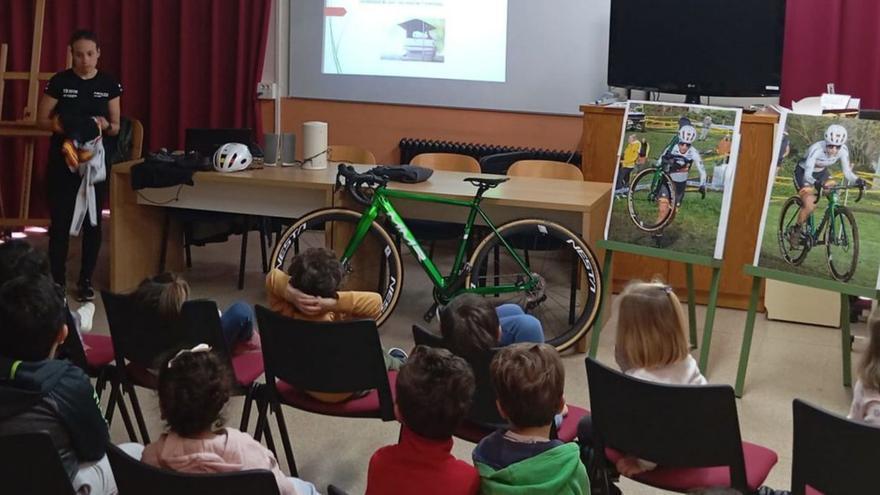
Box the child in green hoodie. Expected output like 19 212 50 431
472 343 589 495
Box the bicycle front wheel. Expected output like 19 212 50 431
825 206 859 282
777 196 810 266
627 168 676 232
270 208 404 327
465 219 602 352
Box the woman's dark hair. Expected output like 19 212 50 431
132 272 190 321
439 294 499 361
287 247 343 298
69 29 99 48
157 349 232 437
396 346 475 440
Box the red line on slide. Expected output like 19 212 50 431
324 7 347 16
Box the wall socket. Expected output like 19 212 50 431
256 81 278 99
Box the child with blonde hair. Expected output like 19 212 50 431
578 280 706 490
849 307 880 426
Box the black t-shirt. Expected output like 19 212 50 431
44 69 122 122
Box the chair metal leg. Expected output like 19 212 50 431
239 384 256 432
184 222 194 268
238 230 249 290
272 400 298 476
259 219 269 274
94 370 108 402
125 381 151 444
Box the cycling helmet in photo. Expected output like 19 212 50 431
678 125 698 144
213 143 252 173
824 124 848 146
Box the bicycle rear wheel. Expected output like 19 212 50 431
825 206 859 282
627 168 676 232
270 208 404 327
465 219 602 352
777 196 810 266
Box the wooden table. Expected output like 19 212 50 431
110 162 611 311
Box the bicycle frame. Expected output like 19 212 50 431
807 190 843 246
340 186 539 299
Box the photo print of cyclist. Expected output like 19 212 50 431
605 101 743 260
756 112 880 289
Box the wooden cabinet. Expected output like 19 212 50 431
580 105 778 309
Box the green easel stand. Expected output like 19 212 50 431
734 264 880 397
588 239 723 373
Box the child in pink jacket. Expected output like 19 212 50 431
141 344 319 495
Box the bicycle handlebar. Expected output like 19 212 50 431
814 181 866 204
335 164 387 206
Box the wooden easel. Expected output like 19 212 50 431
0 0 71 229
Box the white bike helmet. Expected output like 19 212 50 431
213 143 252 173
824 124 848 146
678 125 698 145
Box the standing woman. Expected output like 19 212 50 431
37 29 122 301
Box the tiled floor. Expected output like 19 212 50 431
33 224 865 494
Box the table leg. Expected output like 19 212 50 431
686 263 697 349
735 276 762 397
697 265 722 373
588 249 614 358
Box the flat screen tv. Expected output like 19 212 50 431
608 0 786 102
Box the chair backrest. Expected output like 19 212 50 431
130 118 144 160
255 305 394 420
0 433 76 494
178 299 232 359
410 325 504 427
102 290 191 370
791 399 880 494
106 442 280 495
410 153 481 173
508 160 584 181
585 358 749 490
330 145 377 165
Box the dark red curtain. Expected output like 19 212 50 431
780 0 880 108
0 0 272 219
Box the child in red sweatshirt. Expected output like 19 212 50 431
366 346 479 495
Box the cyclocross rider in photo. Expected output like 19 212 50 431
789 124 863 244
655 125 706 231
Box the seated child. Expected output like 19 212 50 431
0 275 134 495
132 272 256 351
849 307 880 426
141 344 319 495
366 346 479 495
266 247 404 402
440 293 543 361
473 343 589 495
578 280 707 482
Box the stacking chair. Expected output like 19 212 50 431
585 358 778 494
329 145 377 164
508 159 584 180
412 324 586 443
791 399 880 494
1 433 76 494
103 290 190 443
107 442 280 495
254 305 396 476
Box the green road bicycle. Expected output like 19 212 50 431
270 164 603 351
626 154 706 232
778 182 866 282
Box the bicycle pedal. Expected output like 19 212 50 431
423 303 439 323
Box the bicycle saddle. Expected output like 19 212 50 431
464 177 509 188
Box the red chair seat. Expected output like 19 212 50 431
231 351 264 386
455 404 588 443
606 441 778 492
274 371 397 418
82 334 114 369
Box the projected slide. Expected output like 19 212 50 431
323 0 508 82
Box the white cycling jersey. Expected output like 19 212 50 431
661 145 706 185
798 141 859 184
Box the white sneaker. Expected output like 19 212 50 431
76 302 95 333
